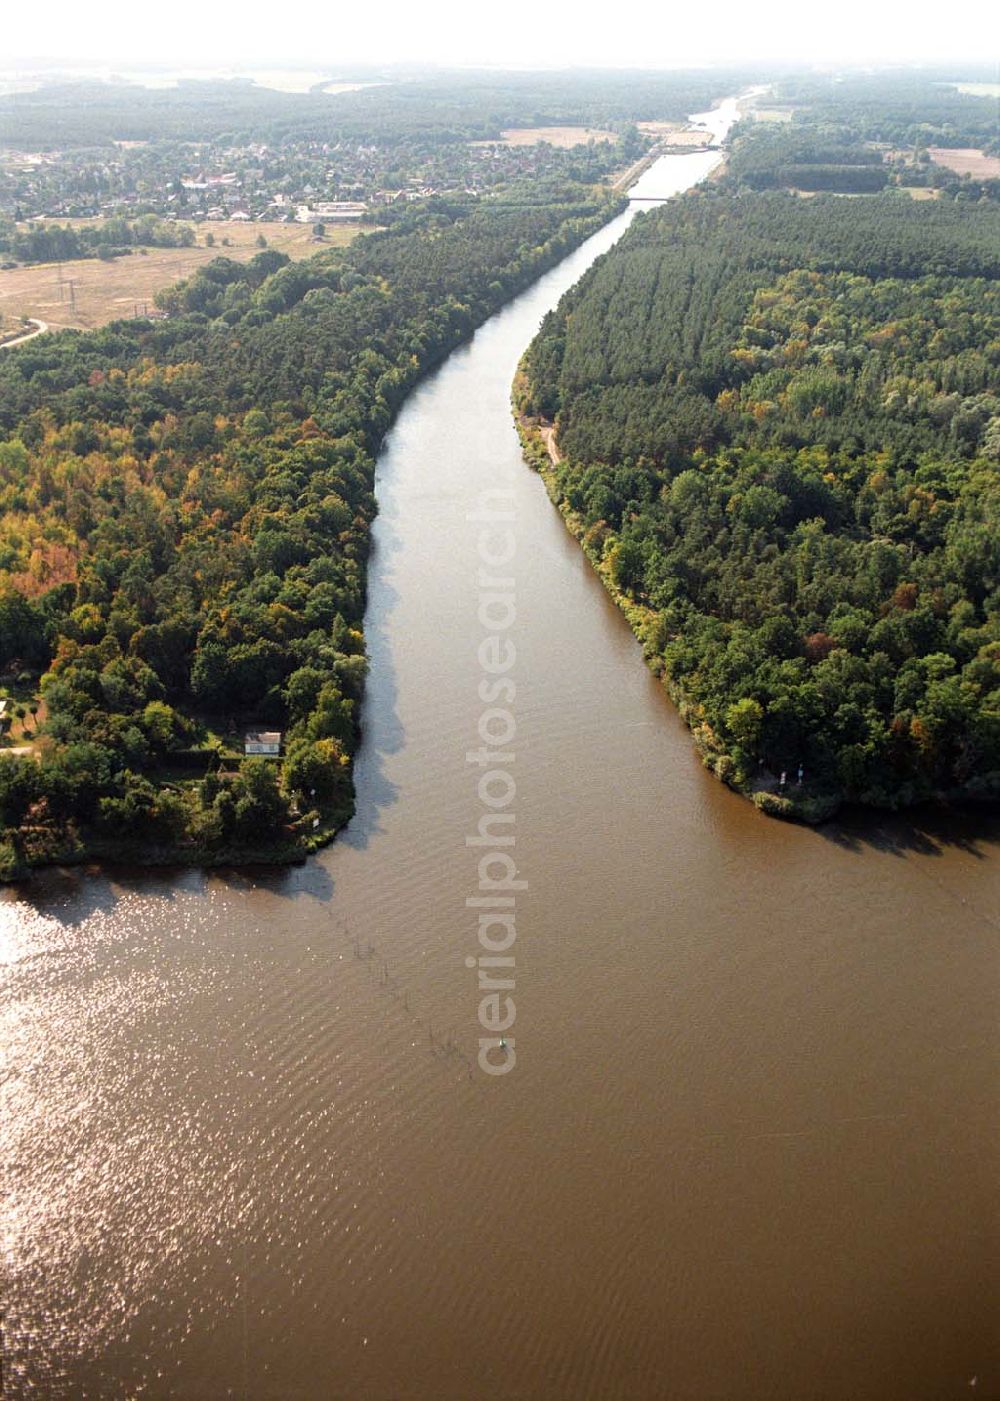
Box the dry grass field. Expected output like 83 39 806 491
0 221 362 332
637 121 711 146
751 108 794 124
482 126 616 148
783 181 946 203
950 82 1000 98
928 147 1000 177
662 130 713 147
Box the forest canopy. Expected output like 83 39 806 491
724 71 1000 202
519 189 1000 819
0 71 754 149
0 180 622 875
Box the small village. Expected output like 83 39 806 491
0 127 622 229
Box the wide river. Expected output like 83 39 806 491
3 101 999 1399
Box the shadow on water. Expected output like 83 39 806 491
819 801 1000 861
4 853 337 926
339 536 402 851
336 404 429 852
3 865 128 925
209 860 336 903
1 368 438 918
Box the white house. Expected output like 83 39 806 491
245 730 282 756
294 202 367 223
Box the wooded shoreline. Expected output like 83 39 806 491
513 385 999 826
513 395 837 822
0 192 628 880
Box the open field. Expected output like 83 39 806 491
484 126 617 148
318 80 386 95
752 108 794 123
0 221 362 332
661 129 713 146
948 82 1000 98
789 172 974 202
637 121 712 146
928 147 1000 177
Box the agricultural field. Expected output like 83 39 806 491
928 146 1000 177
637 121 712 145
485 126 616 147
948 81 1000 98
0 220 361 331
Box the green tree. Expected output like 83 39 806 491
726 697 764 751
282 737 350 803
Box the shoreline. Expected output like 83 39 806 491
511 397 832 823
513 396 1000 826
0 194 629 883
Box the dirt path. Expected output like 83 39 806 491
0 317 48 349
540 424 562 465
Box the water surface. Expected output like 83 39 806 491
2 121 998 1400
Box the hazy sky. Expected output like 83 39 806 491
4 0 997 70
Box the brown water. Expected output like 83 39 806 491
2 134 999 1400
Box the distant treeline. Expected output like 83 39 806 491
519 191 1000 819
0 179 623 876
727 70 1000 201
773 71 1000 151
726 127 889 192
0 71 758 150
0 214 195 264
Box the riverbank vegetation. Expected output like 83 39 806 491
0 179 623 877
517 190 1000 820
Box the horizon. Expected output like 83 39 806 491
3 0 998 73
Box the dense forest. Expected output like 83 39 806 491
725 125 890 194
0 71 752 149
0 180 622 876
725 120 1000 202
726 72 1000 201
518 191 1000 820
771 71 1000 152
